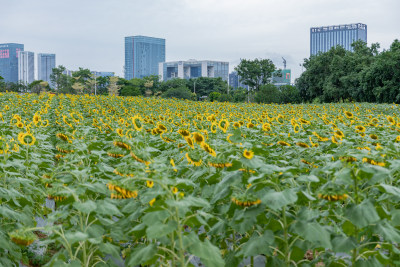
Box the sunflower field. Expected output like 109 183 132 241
1 92 400 267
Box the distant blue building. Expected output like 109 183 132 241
0 43 24 83
124 36 165 80
310 23 367 55
229 71 248 90
92 71 114 77
38 53 56 85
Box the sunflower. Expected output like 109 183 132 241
157 123 167 132
387 115 396 125
396 136 400 142
116 128 124 137
113 141 131 150
318 193 349 202
201 142 216 157
185 152 202 166
277 141 291 146
192 132 205 145
246 122 255 128
19 132 36 146
331 136 339 144
296 142 310 148
33 114 41 125
369 134 378 140
208 162 232 168
146 180 154 188
184 136 195 149
293 124 300 133
178 129 191 137
149 198 156 206
170 158 178 172
334 129 344 139
41 120 49 127
16 121 24 128
243 149 254 159
262 123 271 131
171 187 178 194
56 133 70 142
355 125 366 133
210 123 218 133
344 111 353 119
218 119 229 133
233 122 241 129
131 115 143 131
62 115 73 128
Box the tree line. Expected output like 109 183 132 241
297 39 400 103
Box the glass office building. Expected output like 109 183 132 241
125 36 166 80
0 43 24 83
92 71 114 77
310 23 367 55
38 53 56 85
18 51 35 85
229 71 248 89
159 60 229 81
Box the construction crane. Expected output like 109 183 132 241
282 57 286 69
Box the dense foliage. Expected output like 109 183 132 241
297 39 400 103
1 93 400 266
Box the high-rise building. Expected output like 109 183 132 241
125 36 166 80
0 43 24 83
310 23 367 55
229 71 248 90
159 60 229 81
18 51 35 85
37 53 56 85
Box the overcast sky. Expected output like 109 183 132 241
1 0 399 81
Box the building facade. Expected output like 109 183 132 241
229 71 248 90
37 53 56 85
92 71 114 77
272 69 291 86
310 23 367 55
125 36 166 80
159 60 229 81
0 43 24 83
18 51 34 85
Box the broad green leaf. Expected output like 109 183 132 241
146 220 177 239
291 221 332 249
237 230 274 257
345 200 380 228
261 188 298 210
73 200 96 213
126 244 157 266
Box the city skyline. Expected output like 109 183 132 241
1 0 399 82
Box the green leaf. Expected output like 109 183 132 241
261 188 298 210
331 236 357 252
146 220 177 239
73 200 96 214
126 243 157 266
291 221 332 249
237 230 274 257
379 184 400 198
99 242 121 260
374 220 400 243
297 174 319 183
65 231 89 245
345 200 380 228
95 200 123 217
184 233 225 267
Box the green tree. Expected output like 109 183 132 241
162 86 192 100
28 80 50 94
119 78 144 96
186 77 228 97
50 65 73 93
254 84 281 103
234 58 276 100
279 85 301 104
